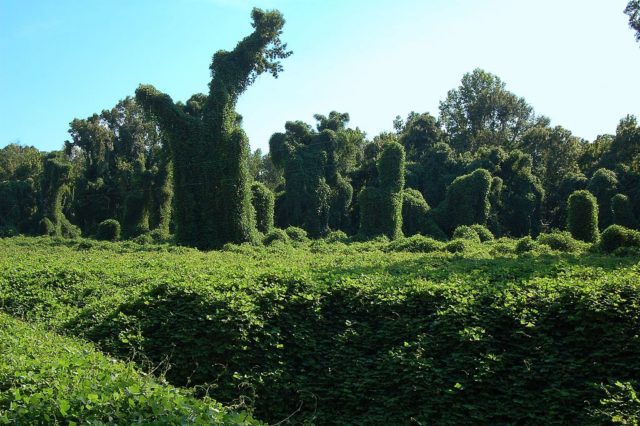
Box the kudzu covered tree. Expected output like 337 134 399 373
136 8 291 249
359 142 405 239
251 182 274 234
567 190 599 242
270 114 354 237
39 154 80 238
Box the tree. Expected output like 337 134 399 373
359 142 405 239
431 168 492 236
39 153 80 238
136 8 291 249
567 190 599 243
587 168 619 229
439 69 536 153
611 194 637 229
251 182 275 234
625 1 640 43
270 114 354 236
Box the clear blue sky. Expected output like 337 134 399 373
1 0 639 153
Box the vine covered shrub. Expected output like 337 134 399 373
251 182 275 234
40 154 81 238
452 225 481 242
567 190 599 242
515 236 537 253
445 239 466 253
600 225 640 253
285 226 308 242
263 228 289 245
386 235 444 253
359 142 405 239
432 168 492 235
136 8 291 249
587 168 618 229
537 231 582 252
470 224 494 242
611 193 637 229
401 188 429 236
325 230 348 243
96 219 121 242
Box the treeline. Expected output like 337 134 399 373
1 67 640 246
1 4 640 248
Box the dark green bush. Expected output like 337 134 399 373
445 239 466 253
452 225 481 242
567 190 599 243
285 226 308 242
515 236 537 253
263 228 289 245
386 235 444 253
470 224 494 242
325 230 348 243
537 231 582 252
611 193 637 229
95 219 121 242
38 217 55 236
600 225 640 253
252 182 275 234
402 188 430 237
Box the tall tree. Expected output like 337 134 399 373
136 8 291 249
439 69 536 153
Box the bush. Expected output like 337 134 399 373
445 239 466 253
600 225 640 253
470 224 494 242
263 228 289 245
402 188 430 237
515 236 537 253
38 217 55 236
452 225 481 242
285 226 308 242
325 230 348 243
567 190 599 243
95 219 121 242
386 235 444 253
537 231 582 252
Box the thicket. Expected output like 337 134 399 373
1 237 638 424
0 313 261 425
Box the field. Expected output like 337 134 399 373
1 236 640 424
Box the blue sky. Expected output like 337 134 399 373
1 0 639 153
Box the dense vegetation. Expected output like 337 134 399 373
0 236 639 424
1 3 639 424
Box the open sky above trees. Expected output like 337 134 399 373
1 0 639 153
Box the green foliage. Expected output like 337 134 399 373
611 193 637 229
588 168 619 229
444 238 467 253
537 231 584 252
568 190 600 243
401 188 429 237
432 168 492 235
262 228 289 245
626 0 640 43
270 114 354 236
452 225 481 242
386 234 444 253
251 182 274 234
470 224 494 242
0 313 260 425
136 9 291 249
515 236 537 253
284 226 307 242
0 179 38 235
439 68 535 153
0 237 637 424
600 225 640 253
324 230 348 243
39 154 80 238
359 142 405 239
96 219 121 242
